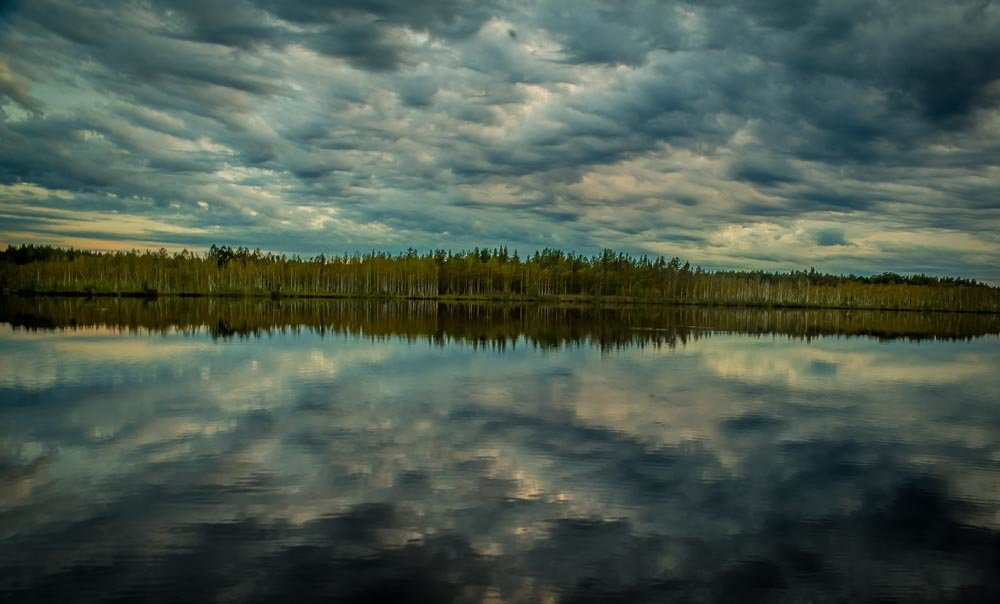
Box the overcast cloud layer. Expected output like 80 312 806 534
0 0 998 280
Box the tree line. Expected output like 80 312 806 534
1 243 998 312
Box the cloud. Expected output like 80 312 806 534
0 0 997 281
0 60 40 113
814 227 848 247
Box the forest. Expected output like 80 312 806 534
1 243 998 312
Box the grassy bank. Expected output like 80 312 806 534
6 288 1000 314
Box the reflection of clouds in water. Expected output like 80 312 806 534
0 445 53 508
699 336 996 387
1 329 999 600
295 348 393 380
53 338 212 363
1 337 323 523
691 337 1000 466
0 326 214 390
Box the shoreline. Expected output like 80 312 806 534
4 290 998 315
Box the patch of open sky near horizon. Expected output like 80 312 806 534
0 1 998 283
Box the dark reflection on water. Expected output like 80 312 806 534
3 295 1000 345
1 297 999 602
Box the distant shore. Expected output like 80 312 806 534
4 290 999 314
4 244 999 313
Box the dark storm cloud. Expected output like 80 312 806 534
158 0 281 49
251 0 502 71
814 228 849 247
17 1 285 95
560 0 1000 155
0 0 997 279
303 19 414 72
258 0 499 38
533 0 721 67
0 61 40 113
729 154 802 185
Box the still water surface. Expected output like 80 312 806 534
1 298 999 602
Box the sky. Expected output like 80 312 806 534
0 0 998 281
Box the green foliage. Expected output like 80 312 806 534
1 243 998 312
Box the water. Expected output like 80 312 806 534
2 298 999 602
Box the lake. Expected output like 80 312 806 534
2 297 999 603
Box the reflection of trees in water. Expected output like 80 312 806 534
3 296 998 348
